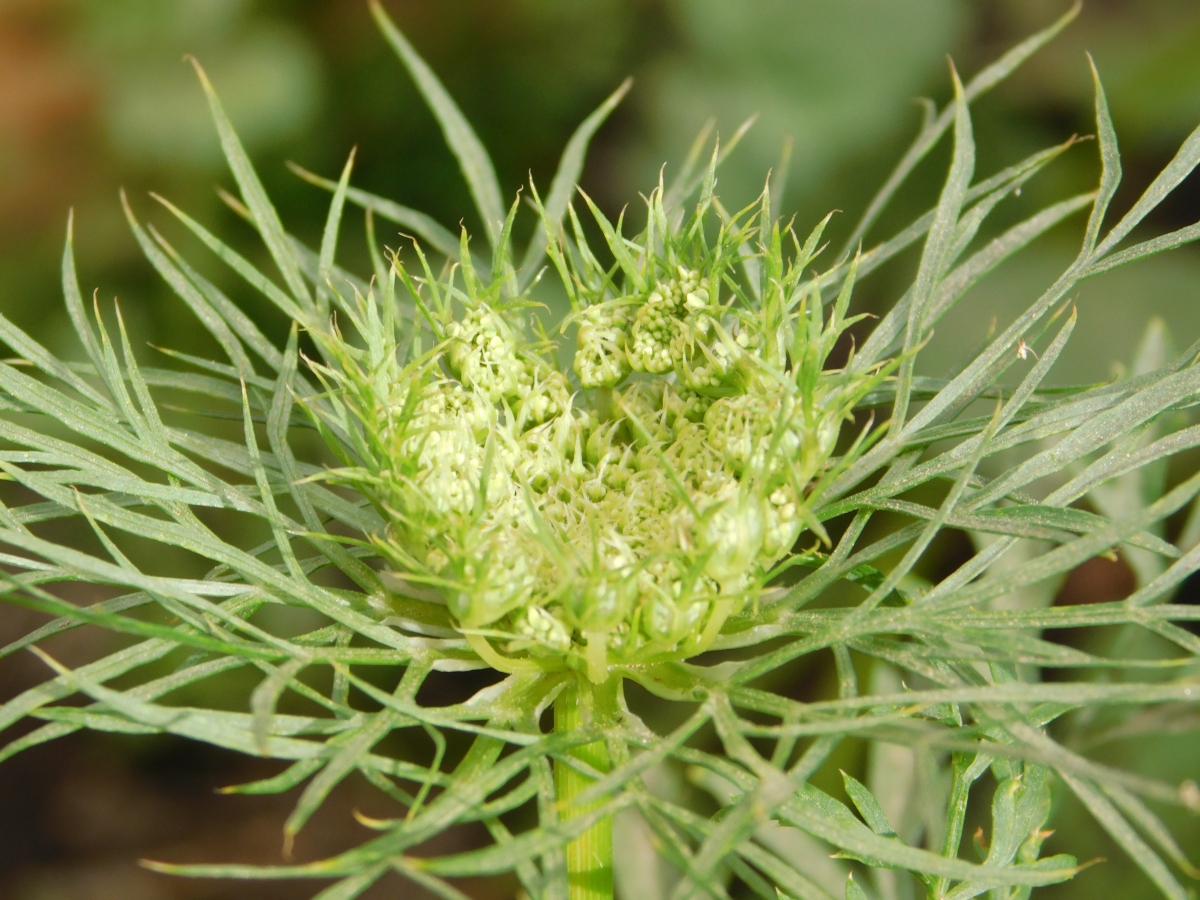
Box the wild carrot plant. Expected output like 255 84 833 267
2 3 1200 898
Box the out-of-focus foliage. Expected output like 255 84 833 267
632 0 969 208
80 0 322 169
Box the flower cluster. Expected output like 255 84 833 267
317 187 886 681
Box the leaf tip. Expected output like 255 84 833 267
118 187 140 229
183 54 212 91
1085 51 1104 88
948 57 966 99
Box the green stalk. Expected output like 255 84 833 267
554 677 617 900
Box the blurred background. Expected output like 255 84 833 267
0 1 1197 897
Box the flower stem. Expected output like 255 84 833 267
554 678 617 900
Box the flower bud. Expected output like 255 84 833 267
575 304 632 389
698 484 764 594
446 306 521 401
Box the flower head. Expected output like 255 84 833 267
315 183 888 681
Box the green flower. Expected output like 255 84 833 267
316 179 888 679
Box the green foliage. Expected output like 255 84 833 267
2 3 1200 899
